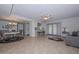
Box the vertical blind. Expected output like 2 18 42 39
47 23 61 35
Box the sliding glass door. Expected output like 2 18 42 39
48 24 53 34
47 23 61 35
52 24 57 35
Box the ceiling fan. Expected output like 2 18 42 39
40 14 53 22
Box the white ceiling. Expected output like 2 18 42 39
0 4 79 21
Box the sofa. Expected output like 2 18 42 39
64 36 79 48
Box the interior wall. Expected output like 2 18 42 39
29 16 79 37
46 16 79 35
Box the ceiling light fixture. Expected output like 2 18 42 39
9 22 12 25
42 16 49 20
13 23 17 25
41 14 51 21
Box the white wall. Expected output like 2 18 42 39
46 16 79 35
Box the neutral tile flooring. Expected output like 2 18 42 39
0 36 79 54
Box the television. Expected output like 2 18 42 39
72 31 78 36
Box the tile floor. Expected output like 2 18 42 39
0 36 79 54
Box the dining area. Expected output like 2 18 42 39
0 20 24 43
0 28 24 43
0 17 27 43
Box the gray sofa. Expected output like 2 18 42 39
64 36 79 48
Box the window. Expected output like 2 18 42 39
47 23 61 35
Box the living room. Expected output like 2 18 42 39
0 4 79 54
